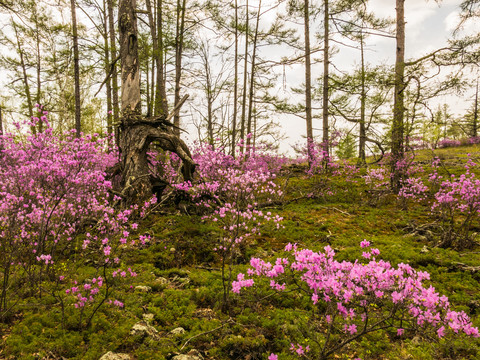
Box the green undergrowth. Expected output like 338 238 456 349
2 147 480 359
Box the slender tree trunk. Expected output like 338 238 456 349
253 109 257 147
34 6 42 132
145 0 155 117
0 105 3 159
304 0 313 164
146 56 151 117
391 0 405 191
358 30 366 164
155 0 168 117
240 0 249 149
150 47 155 117
473 81 478 138
146 0 167 118
174 0 187 135
13 22 34 133
246 0 261 150
322 0 329 158
231 0 238 156
71 0 81 137
204 51 214 147
107 0 120 127
0 106 3 138
103 0 113 134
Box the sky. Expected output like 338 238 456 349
0 0 476 156
236 0 477 155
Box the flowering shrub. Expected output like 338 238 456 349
398 177 430 202
0 117 150 326
398 156 480 248
438 138 462 148
151 140 286 309
431 158 480 248
233 242 479 359
363 167 389 190
468 136 480 145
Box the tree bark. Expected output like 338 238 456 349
13 22 35 133
240 0 249 148
155 0 169 117
391 0 405 192
246 0 261 150
174 0 187 135
33 5 42 131
304 0 313 164
107 0 120 128
322 0 330 158
203 47 214 147
118 0 194 202
71 0 81 137
145 0 167 118
0 106 3 136
473 81 478 137
231 0 238 156
103 0 113 134
358 29 366 164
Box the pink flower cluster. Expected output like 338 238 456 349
363 168 389 190
398 156 480 247
233 242 478 358
0 117 152 320
398 177 429 201
66 277 104 308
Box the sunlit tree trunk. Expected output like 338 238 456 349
33 5 42 131
174 0 187 135
473 81 478 137
322 0 330 159
0 106 3 139
358 29 366 164
156 0 168 117
240 0 249 149
391 0 405 191
103 0 113 134
304 0 313 164
13 22 34 133
107 0 120 128
246 0 261 150
231 0 239 156
70 0 81 137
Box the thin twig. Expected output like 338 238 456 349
94 56 121 97
180 321 229 351
165 94 190 123
315 205 351 216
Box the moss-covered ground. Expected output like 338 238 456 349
1 146 480 360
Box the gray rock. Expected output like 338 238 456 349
170 327 185 335
142 313 154 322
172 349 204 360
135 285 152 293
155 277 169 285
99 351 130 360
130 321 159 339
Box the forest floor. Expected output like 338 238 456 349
1 145 480 360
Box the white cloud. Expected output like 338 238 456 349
445 10 461 32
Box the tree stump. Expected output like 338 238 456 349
117 0 194 203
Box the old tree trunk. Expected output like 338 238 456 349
117 0 194 202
